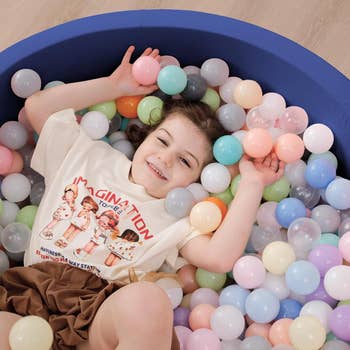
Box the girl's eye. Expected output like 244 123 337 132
180 157 191 168
157 137 168 146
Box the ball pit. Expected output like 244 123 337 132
0 9 350 350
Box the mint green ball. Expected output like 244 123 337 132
201 88 220 111
195 268 227 291
15 205 38 229
230 175 241 197
211 187 233 206
313 233 339 247
89 101 117 120
137 96 164 125
338 299 350 306
263 177 290 202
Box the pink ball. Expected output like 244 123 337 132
242 128 273 158
339 232 350 262
256 201 281 230
278 106 309 134
189 304 216 331
274 133 305 163
186 328 221 350
233 255 266 289
159 55 180 68
0 145 14 175
174 326 192 349
132 56 161 85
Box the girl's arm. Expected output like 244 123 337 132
24 46 159 134
180 153 285 273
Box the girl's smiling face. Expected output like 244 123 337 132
130 113 212 199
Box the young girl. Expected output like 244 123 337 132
0 46 284 350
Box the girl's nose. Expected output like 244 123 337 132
158 151 174 167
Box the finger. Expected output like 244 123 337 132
122 46 135 64
155 54 161 61
254 157 264 165
271 154 279 172
150 49 160 58
263 155 271 167
138 84 159 95
275 161 286 179
141 47 153 56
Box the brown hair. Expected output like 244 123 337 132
80 196 99 214
125 99 227 164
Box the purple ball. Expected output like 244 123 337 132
329 305 350 341
305 278 337 307
308 244 343 277
173 306 190 327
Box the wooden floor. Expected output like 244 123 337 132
0 0 349 78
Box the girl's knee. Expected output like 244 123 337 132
0 312 22 350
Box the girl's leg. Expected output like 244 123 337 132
80 281 174 350
0 311 22 350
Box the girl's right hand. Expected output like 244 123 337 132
109 46 160 97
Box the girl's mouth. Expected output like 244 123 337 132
146 161 168 180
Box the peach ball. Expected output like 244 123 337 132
243 128 273 158
245 322 271 340
234 80 263 109
189 304 216 330
274 133 305 163
269 318 293 346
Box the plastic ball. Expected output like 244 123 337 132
204 196 227 219
246 106 275 129
219 77 242 103
200 58 229 87
261 272 290 300
232 130 247 143
30 181 45 206
230 174 241 197
183 65 201 75
242 128 273 158
262 241 296 275
241 335 272 350
111 139 135 160
284 160 307 187
245 288 280 323
174 325 192 349
11 68 41 98
328 305 350 342
189 303 216 330
210 305 245 341
305 159 336 189
263 177 291 202
165 187 195 218
250 225 282 253
177 264 199 294
290 184 321 209
137 96 164 125
276 298 303 320
300 300 332 333
221 339 242 350
200 88 221 111
89 101 117 120
200 163 231 193
268 318 293 346
155 277 183 309
219 285 250 314
15 205 38 229
256 201 281 230
190 288 219 309
186 183 209 203
289 315 326 350
232 255 266 289
339 232 350 262
0 201 19 227
0 145 14 175
213 135 243 165
274 133 305 163
21 167 43 187
1 173 31 202
157 65 187 95
5 151 24 175
0 121 28 150
275 198 307 228
234 80 263 109
324 266 350 300
305 279 338 306
303 123 334 154
159 55 180 68
180 74 207 101
285 260 321 295
132 56 161 85
278 106 309 134
260 92 286 119
0 222 31 253
0 250 10 275
9 315 53 350
325 178 350 210
80 111 109 139
338 217 350 238
308 151 338 170
211 187 233 206
321 340 350 350
186 328 221 350
216 103 246 132
195 268 226 291
245 322 271 340
311 205 340 233
43 80 64 89
189 201 222 233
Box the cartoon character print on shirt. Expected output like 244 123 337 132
39 184 78 240
104 229 143 266
73 210 120 260
54 195 99 248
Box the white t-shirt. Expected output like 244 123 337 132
25 109 203 283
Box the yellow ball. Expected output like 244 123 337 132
233 79 263 109
189 201 222 233
262 241 296 275
289 315 326 350
9 315 53 350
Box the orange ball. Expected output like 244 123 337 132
268 318 293 346
177 264 200 294
4 151 24 175
245 322 271 340
243 128 273 158
116 95 144 118
274 133 305 163
204 197 228 220
189 304 216 331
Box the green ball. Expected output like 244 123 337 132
76 107 89 116
89 101 117 120
137 96 164 125
0 199 3 216
326 332 337 342
313 233 339 247
200 88 220 111
195 268 227 291
211 187 233 206
263 177 290 202
15 205 38 229
337 299 350 306
230 175 241 197
120 117 129 131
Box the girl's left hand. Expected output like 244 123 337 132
239 152 285 187
109 46 160 97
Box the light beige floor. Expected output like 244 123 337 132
0 0 349 78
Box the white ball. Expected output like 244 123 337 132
0 201 19 227
11 69 41 98
1 173 31 202
155 277 183 309
303 123 334 154
186 183 209 203
300 300 332 332
111 139 135 160
109 131 127 144
201 58 229 87
261 272 290 300
80 111 109 139
200 163 231 193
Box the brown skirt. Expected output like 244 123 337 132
0 261 179 350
